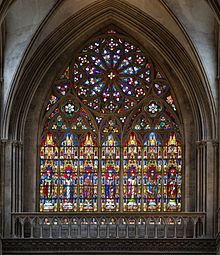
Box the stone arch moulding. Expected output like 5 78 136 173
2 0 217 238
5 0 216 142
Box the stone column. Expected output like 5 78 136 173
217 24 220 243
207 140 218 237
0 139 23 238
196 141 206 213
196 140 218 237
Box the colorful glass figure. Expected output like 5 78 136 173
59 133 78 211
143 132 162 211
102 119 119 133
51 115 68 130
79 134 98 211
40 134 59 211
40 165 58 211
163 133 182 211
123 133 142 211
101 134 120 211
60 165 77 211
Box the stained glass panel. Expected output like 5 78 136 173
123 133 142 211
40 30 182 213
143 132 162 211
46 95 58 111
79 134 98 211
101 134 120 211
163 133 182 211
132 114 151 130
40 134 59 212
56 82 70 96
59 133 78 211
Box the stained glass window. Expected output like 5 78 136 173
40 29 182 212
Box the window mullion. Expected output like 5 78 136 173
141 145 144 211
162 143 165 212
77 145 80 211
57 141 60 212
98 145 102 212
120 145 124 212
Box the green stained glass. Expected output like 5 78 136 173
166 95 176 111
146 101 162 115
155 115 171 130
63 101 79 117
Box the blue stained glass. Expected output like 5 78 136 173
103 88 110 102
90 55 105 69
154 83 167 96
90 91 96 96
84 77 102 86
92 83 104 94
112 86 121 102
113 54 120 67
84 65 101 74
118 57 132 70
102 48 111 67
61 133 78 146
56 82 69 96
133 66 141 73
104 101 118 112
122 66 134 75
120 83 133 96
122 77 139 87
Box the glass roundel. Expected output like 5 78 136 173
40 29 182 213
73 31 153 114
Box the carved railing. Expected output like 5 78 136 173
12 212 205 239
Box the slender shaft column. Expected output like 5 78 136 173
216 22 220 243
0 139 23 238
207 140 218 237
1 139 12 237
196 141 207 213
196 139 218 237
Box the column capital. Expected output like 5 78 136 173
195 140 207 147
196 140 218 147
0 139 23 145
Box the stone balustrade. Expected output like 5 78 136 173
12 212 205 239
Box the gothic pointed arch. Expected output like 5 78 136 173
39 29 183 213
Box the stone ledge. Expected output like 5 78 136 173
2 238 216 254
